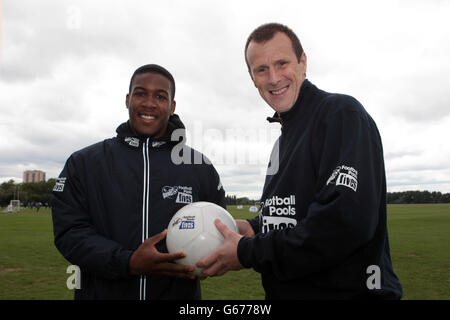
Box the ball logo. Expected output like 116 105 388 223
166 202 238 276
179 220 195 229
176 215 196 229
171 218 181 227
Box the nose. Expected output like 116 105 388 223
268 67 281 86
140 95 158 109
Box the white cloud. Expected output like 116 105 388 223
1 0 450 197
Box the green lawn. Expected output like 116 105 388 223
385 204 450 300
0 204 449 300
0 208 72 299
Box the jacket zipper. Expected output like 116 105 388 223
140 138 150 300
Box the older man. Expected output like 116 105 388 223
197 23 402 300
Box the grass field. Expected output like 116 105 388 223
0 204 449 300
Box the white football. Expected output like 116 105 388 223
166 201 237 276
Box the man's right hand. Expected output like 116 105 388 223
128 229 195 280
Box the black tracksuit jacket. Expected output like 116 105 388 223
52 115 225 300
237 80 403 299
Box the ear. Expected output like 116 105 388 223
125 94 130 109
300 52 307 76
170 100 176 115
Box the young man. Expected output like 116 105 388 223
52 64 225 300
197 23 403 299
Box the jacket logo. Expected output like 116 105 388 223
162 185 193 204
53 177 67 192
124 137 139 147
261 216 297 233
152 141 166 148
260 195 296 217
326 165 358 192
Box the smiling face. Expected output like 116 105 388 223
246 32 307 114
126 72 176 138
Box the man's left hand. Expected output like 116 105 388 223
196 219 244 277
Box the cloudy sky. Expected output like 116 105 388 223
1 0 449 199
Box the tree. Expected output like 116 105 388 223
386 191 450 204
0 179 56 207
0 180 17 206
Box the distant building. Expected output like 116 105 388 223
23 170 46 183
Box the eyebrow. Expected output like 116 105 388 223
252 64 267 73
132 86 169 95
252 58 289 72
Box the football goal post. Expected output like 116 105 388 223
8 200 21 212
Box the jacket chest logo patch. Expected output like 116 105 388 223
261 216 297 233
326 165 358 192
259 195 297 233
162 185 193 204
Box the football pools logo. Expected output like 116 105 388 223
179 220 195 229
171 216 195 229
53 177 67 192
326 165 358 192
162 186 193 204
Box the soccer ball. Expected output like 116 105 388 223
166 201 237 276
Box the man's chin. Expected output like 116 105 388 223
265 97 293 114
270 104 293 114
138 130 161 138
132 125 160 138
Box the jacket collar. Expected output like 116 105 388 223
266 79 313 126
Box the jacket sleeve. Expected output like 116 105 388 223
51 154 133 280
246 216 260 235
238 97 384 280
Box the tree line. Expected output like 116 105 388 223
387 190 450 204
1 179 450 207
0 179 56 207
225 195 259 206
